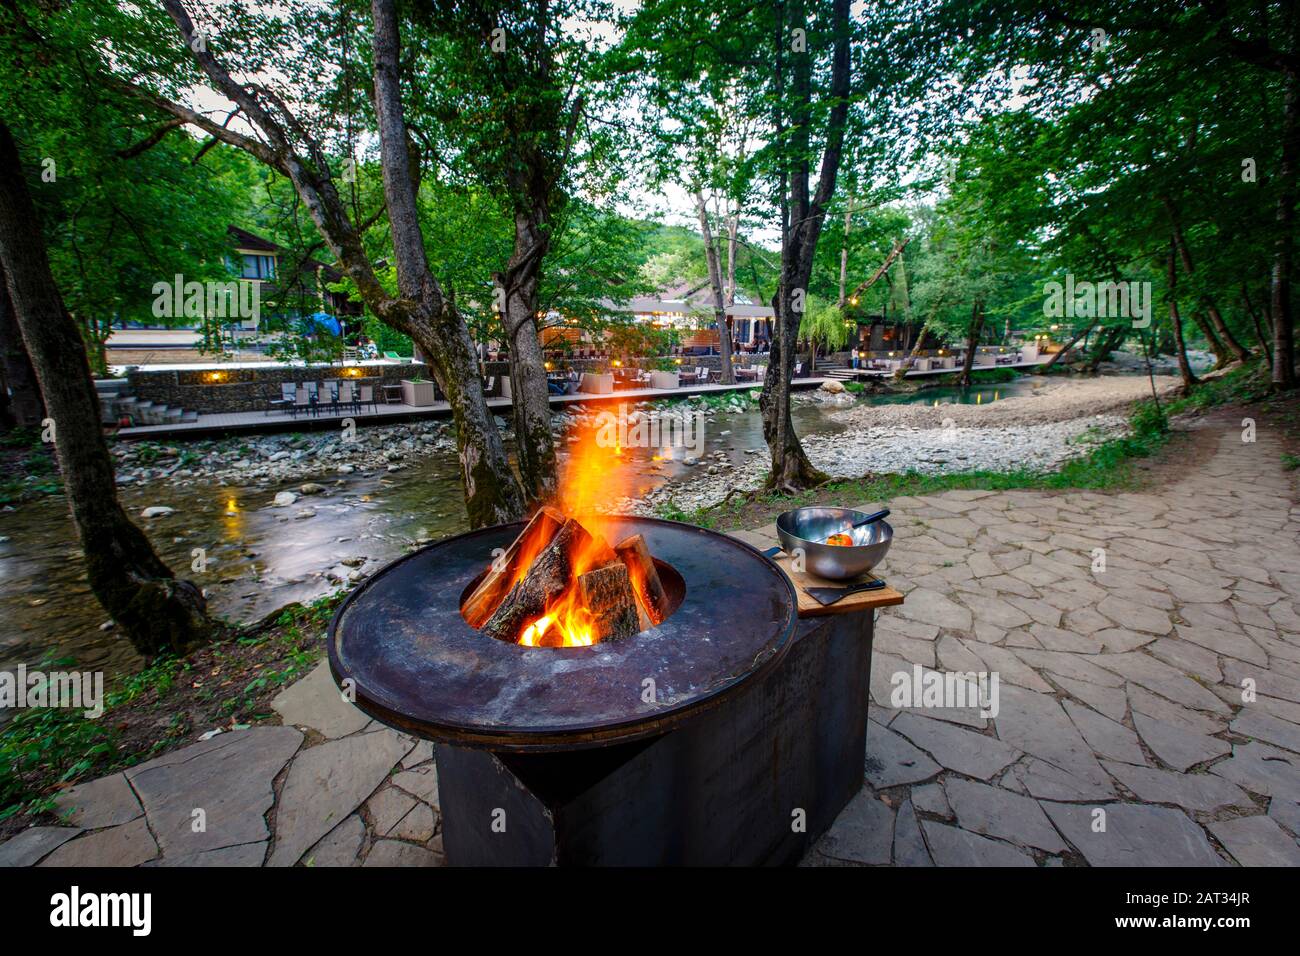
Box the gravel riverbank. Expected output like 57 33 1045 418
619 414 1131 515
833 374 1181 429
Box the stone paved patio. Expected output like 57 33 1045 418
3 412 1298 866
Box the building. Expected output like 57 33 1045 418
618 281 775 350
224 226 363 333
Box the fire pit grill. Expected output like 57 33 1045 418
329 516 799 752
330 515 894 865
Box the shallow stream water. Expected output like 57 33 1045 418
0 400 840 676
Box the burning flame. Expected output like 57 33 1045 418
510 423 646 647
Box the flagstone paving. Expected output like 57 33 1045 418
3 411 1297 866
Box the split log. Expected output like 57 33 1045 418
615 534 668 626
576 561 641 642
461 505 564 628
481 518 595 641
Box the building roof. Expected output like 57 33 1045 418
227 225 345 284
227 225 279 252
613 293 774 320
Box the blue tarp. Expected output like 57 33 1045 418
303 312 342 336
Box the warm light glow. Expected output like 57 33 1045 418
613 359 622 367
501 423 650 648
544 361 553 370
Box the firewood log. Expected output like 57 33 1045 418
481 518 591 641
461 506 564 628
576 561 641 641
614 533 668 626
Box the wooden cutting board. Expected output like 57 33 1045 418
728 529 905 619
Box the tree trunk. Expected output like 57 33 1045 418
0 121 211 655
837 194 854 307
1037 321 1094 373
0 277 44 427
694 191 734 384
500 210 559 505
1164 201 1250 363
1168 242 1198 394
138 0 526 528
1085 326 1126 374
956 298 983 387
894 303 939 379
370 0 525 525
725 212 738 307
1271 55 1299 388
759 0 849 491
1189 308 1230 368
1242 283 1273 367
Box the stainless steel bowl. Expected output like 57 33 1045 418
776 506 894 581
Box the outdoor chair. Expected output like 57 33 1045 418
337 381 356 412
291 386 311 419
268 382 295 416
357 385 377 414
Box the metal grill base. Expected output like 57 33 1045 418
436 610 875 866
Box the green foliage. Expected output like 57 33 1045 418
1164 362 1275 416
802 295 852 354
965 368 1020 384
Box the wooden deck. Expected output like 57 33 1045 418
116 377 827 441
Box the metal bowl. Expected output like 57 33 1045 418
776 506 894 581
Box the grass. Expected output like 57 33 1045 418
0 428 59 506
0 594 343 827
965 367 1022 384
1162 361 1276 416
